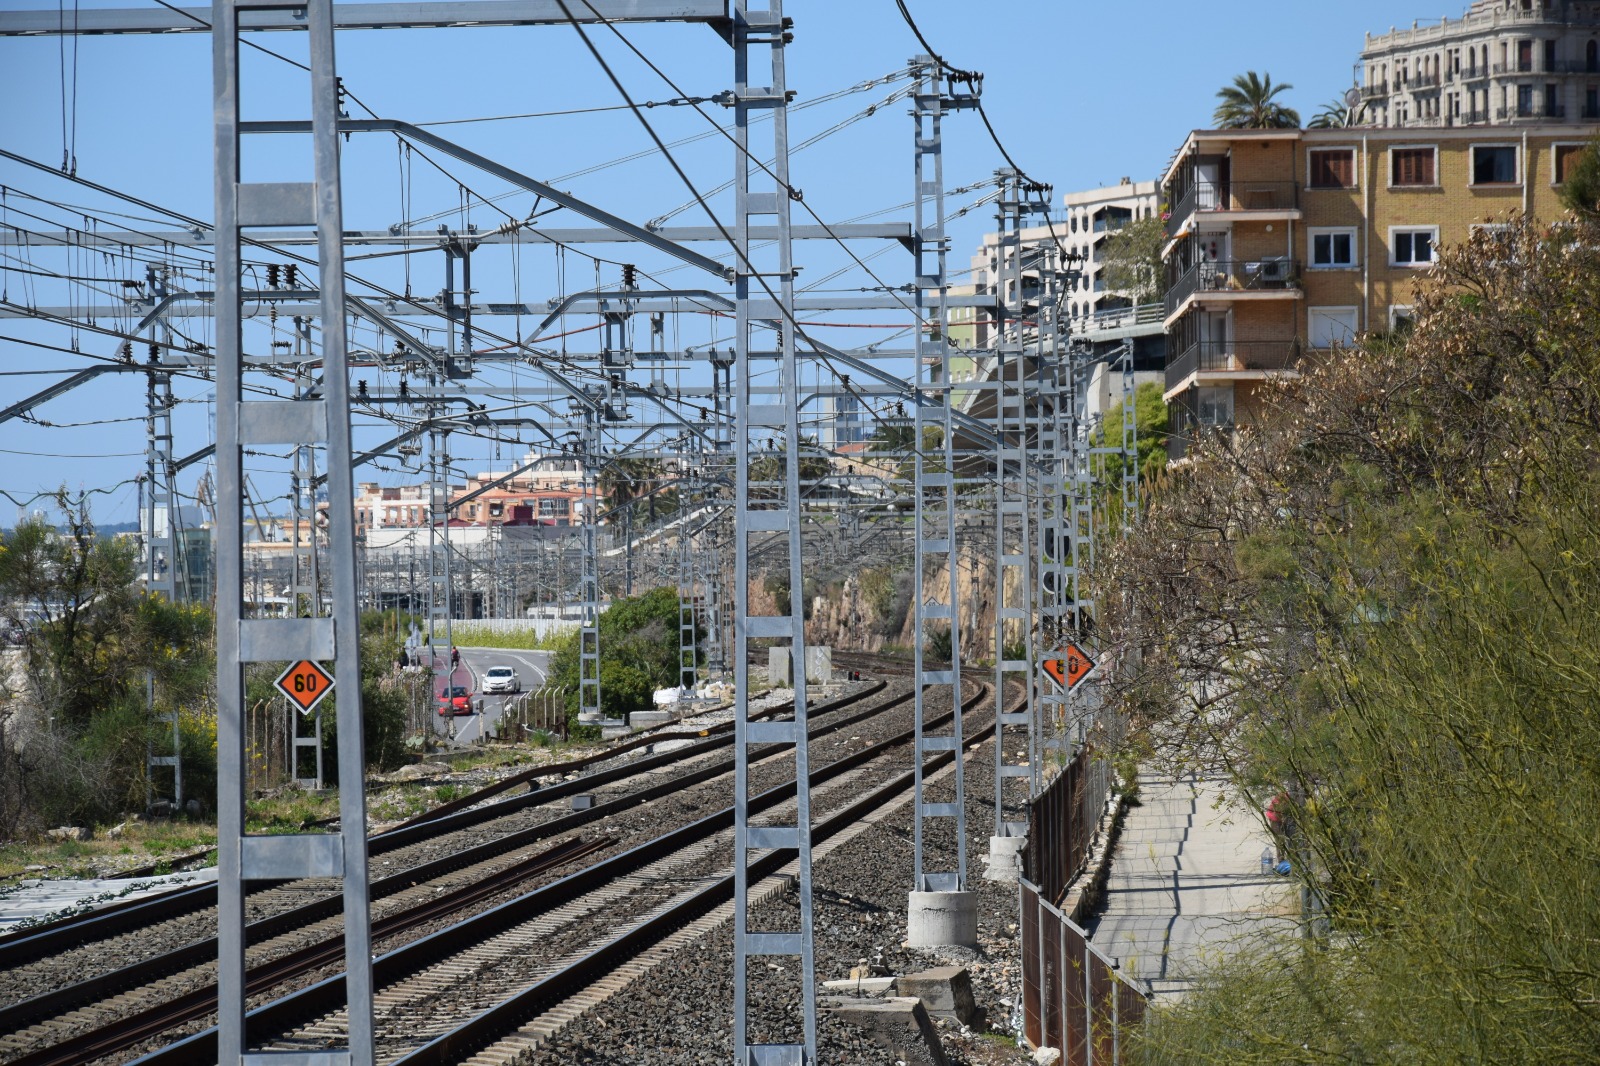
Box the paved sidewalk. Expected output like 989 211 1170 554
1085 773 1298 1000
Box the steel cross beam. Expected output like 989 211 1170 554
730 4 816 1063
239 119 733 280
908 58 978 905
0 223 912 248
210 4 376 1065
0 1 730 35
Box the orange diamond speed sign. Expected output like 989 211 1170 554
1042 643 1096 691
275 660 336 715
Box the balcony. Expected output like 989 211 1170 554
1585 104 1600 120
1165 340 1301 396
1461 65 1489 82
1408 71 1443 90
1361 81 1389 99
1165 181 1300 239
1496 104 1567 121
1163 258 1302 320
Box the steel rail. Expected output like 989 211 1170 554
1 683 909 1033
2 837 610 1066
127 683 989 1066
0 680 886 969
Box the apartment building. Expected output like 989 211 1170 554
1161 123 1596 455
351 454 594 535
1360 0 1600 128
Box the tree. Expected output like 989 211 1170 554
1559 136 1600 221
1098 215 1600 1062
1212 71 1300 129
1098 216 1167 305
1307 96 1363 129
546 586 695 725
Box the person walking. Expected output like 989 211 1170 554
450 646 461 670
1266 792 1292 866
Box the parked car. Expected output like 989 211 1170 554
482 666 521 694
437 685 474 716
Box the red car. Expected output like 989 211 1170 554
437 685 475 716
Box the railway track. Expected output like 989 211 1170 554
122 680 991 1066
0 671 927 1066
0 677 889 978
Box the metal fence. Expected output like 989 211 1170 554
1025 744 1114 904
1020 876 1149 1063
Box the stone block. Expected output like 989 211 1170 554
768 646 792 686
897 965 983 1028
824 996 948 1066
805 645 833 683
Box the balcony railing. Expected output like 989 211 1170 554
1163 258 1303 318
1585 104 1600 120
1551 59 1600 74
1071 302 1163 335
1165 340 1302 393
1361 81 1389 99
1461 65 1490 82
1408 71 1443 89
1165 181 1300 238
1496 104 1567 121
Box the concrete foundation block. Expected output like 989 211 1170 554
628 710 672 730
805 645 833 683
897 965 983 1028
768 646 792 686
824 996 948 1066
984 833 1027 882
907 890 978 949
822 976 897 996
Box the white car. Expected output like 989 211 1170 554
482 666 521 694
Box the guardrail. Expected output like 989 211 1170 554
1165 181 1299 238
1070 303 1163 335
1165 340 1301 393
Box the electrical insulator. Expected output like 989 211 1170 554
266 264 280 288
357 380 368 397
148 342 160 364
121 341 133 362
283 264 298 288
398 379 409 397
621 263 637 289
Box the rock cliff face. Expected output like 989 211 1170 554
805 573 888 653
892 553 1027 660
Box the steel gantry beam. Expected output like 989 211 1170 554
729 4 817 1063
906 57 980 949
211 4 376 1066
0 1 731 36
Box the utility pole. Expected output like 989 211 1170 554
730 3 818 1062
907 56 981 947
212 4 376 1064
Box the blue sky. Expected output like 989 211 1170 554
0 0 1426 524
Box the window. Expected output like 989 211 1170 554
1472 144 1520 184
1310 227 1357 268
1517 84 1534 116
1309 306 1360 349
1391 146 1436 186
488 502 503 518
1391 226 1438 267
1389 305 1417 333
1308 148 1356 189
1544 40 1557 71
1555 143 1589 184
1196 386 1234 427
1518 39 1534 72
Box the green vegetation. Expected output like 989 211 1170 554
1097 216 1166 305
444 622 571 651
1104 216 1600 1063
545 586 698 728
1559 136 1600 222
1211 71 1300 129
0 499 214 834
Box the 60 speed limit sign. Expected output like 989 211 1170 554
274 660 336 716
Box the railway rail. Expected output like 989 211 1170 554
121 680 991 1066
0 669 935 1066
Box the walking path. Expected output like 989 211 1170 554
1085 773 1298 1000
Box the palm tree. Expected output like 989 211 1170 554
1213 71 1301 129
1308 96 1364 129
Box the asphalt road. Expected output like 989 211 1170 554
431 646 551 743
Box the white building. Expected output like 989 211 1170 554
1360 0 1600 128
